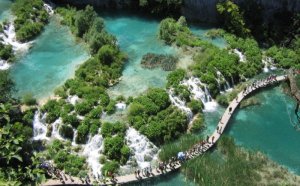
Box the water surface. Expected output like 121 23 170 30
11 16 89 99
0 0 12 22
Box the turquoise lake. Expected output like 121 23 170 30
10 16 89 100
0 0 11 21
1 1 300 184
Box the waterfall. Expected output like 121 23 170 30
0 60 10 70
33 111 48 141
43 3 54 15
216 70 232 92
115 102 126 111
168 89 193 119
67 95 79 105
83 134 104 178
181 77 218 112
233 49 246 63
72 129 78 146
51 118 65 140
262 56 277 73
0 22 32 52
124 127 158 169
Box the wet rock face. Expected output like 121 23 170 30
140 53 178 71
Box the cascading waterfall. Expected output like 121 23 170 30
67 95 80 105
0 59 10 70
33 111 48 141
83 134 104 178
262 56 277 73
124 127 159 170
168 89 193 119
51 118 65 140
43 3 54 15
115 102 126 110
0 22 32 52
233 49 246 63
216 70 232 92
181 77 218 112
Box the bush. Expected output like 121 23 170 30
190 115 205 133
61 113 80 128
104 136 125 161
101 122 127 138
216 94 229 107
76 124 89 144
101 161 119 176
21 93 37 106
12 0 48 41
59 124 74 140
75 101 93 116
99 155 106 164
187 99 203 114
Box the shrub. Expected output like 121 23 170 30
187 99 203 114
59 124 74 140
101 161 119 176
104 136 124 161
61 113 80 128
75 101 93 116
76 124 89 144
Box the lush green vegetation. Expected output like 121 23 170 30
44 140 87 176
159 134 202 161
0 42 14 62
12 0 49 42
266 37 300 69
128 88 188 145
0 70 46 184
182 136 268 185
159 16 263 99
216 0 250 38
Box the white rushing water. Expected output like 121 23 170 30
83 134 104 178
67 95 80 105
181 77 218 112
216 70 233 92
0 22 32 52
33 111 48 140
115 102 126 110
233 49 246 63
125 127 159 169
168 89 193 119
262 56 277 73
43 3 54 15
0 59 10 70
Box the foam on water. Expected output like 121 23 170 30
168 89 193 119
33 111 48 141
125 127 159 169
115 102 126 110
181 77 218 112
0 59 10 70
233 49 246 63
83 134 104 178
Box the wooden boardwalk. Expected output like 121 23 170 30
42 75 288 186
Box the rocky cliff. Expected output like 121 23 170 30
52 0 300 23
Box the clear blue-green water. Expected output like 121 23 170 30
102 14 226 98
227 86 300 174
0 0 12 21
102 14 174 98
10 16 89 99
